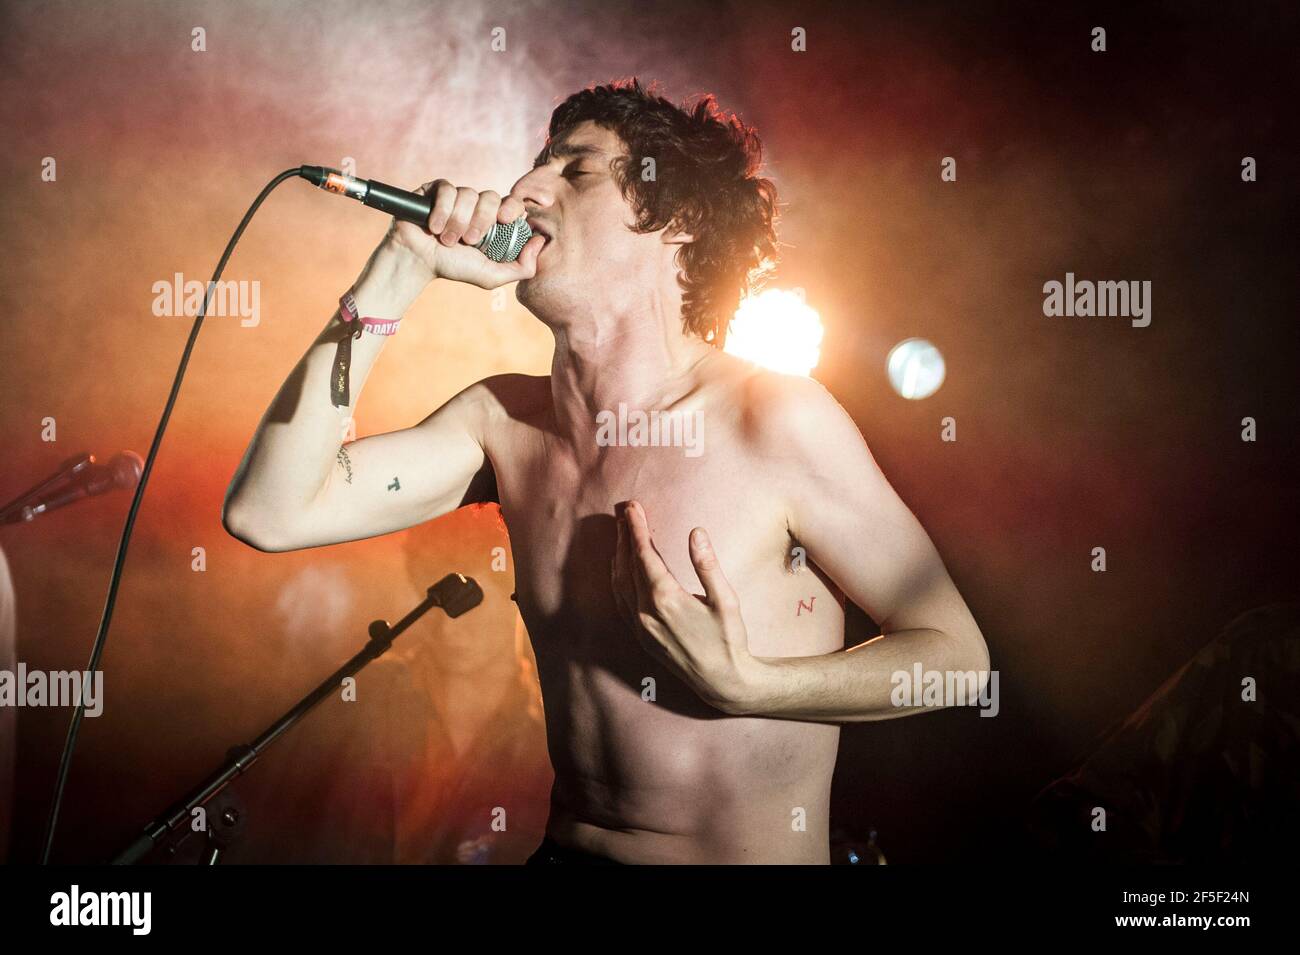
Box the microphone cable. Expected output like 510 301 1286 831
39 167 304 864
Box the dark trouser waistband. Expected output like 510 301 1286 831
526 835 623 865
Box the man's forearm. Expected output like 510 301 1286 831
223 245 431 528
732 627 990 723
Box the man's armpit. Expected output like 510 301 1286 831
458 455 499 507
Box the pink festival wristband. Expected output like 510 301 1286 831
338 291 402 336
330 291 401 407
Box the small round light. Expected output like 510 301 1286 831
886 338 946 399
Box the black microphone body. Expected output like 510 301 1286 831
298 166 532 263
360 178 434 223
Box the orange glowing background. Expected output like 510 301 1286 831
0 0 1295 862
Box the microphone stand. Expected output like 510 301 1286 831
110 573 483 865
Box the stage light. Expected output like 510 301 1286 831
724 288 823 376
886 337 946 399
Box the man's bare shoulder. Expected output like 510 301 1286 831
704 355 859 456
438 373 550 431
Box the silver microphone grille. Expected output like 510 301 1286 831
475 218 533 263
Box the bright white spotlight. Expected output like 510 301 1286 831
724 289 823 377
886 338 946 399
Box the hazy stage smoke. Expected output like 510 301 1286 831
274 563 355 649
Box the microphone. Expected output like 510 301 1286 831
427 573 484 618
298 166 533 263
2 452 143 524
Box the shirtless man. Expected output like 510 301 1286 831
223 80 989 864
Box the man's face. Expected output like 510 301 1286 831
511 121 667 326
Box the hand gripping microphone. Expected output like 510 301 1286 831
298 166 533 263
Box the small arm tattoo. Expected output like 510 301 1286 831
387 476 401 491
336 447 354 485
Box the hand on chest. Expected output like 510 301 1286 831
498 433 794 615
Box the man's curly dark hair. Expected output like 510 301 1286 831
538 78 778 345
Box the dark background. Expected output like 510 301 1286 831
0 0 1296 862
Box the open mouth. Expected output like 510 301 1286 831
527 218 554 248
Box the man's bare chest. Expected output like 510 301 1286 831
490 436 792 630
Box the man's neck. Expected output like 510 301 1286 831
547 310 717 452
